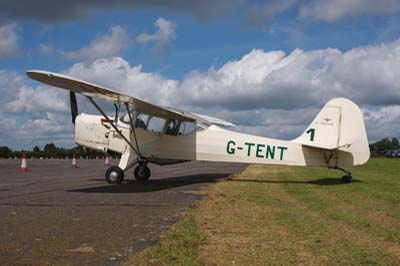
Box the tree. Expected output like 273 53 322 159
44 143 56 152
377 138 391 151
33 146 41 152
369 137 400 156
391 137 399 148
0 146 12 158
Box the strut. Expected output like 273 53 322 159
86 96 141 157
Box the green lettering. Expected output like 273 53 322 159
244 142 255 157
306 128 315 142
266 145 275 159
227 140 236 155
277 146 288 160
256 144 265 158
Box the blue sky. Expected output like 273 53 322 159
1 0 400 149
4 2 400 79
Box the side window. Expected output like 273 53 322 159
147 117 166 133
135 114 149 129
165 119 181 136
178 122 200 135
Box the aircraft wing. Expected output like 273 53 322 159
26 70 196 122
162 107 235 127
191 113 235 127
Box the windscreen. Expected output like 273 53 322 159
120 109 137 124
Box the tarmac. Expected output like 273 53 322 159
0 159 246 266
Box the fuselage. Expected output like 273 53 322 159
74 113 346 168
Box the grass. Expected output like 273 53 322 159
125 158 400 266
123 212 205 266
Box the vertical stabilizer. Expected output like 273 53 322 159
294 98 369 166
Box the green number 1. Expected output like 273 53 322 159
306 128 315 142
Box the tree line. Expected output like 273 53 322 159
369 137 399 157
0 143 119 159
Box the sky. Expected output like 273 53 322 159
1 0 400 150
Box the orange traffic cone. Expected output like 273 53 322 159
104 156 110 166
19 151 30 172
71 153 79 169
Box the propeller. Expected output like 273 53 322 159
69 91 78 125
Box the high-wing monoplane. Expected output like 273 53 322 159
26 70 370 184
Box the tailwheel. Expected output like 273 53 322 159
341 174 352 183
328 165 353 184
105 166 124 184
134 164 151 181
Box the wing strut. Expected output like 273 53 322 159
86 96 141 158
124 103 140 155
113 104 120 124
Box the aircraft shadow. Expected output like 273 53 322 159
68 173 231 193
227 177 362 186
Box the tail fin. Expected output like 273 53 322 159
294 98 369 165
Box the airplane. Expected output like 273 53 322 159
26 70 370 184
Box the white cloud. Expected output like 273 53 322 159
363 106 400 142
18 113 73 139
60 25 130 61
3 38 400 149
0 71 67 116
178 40 400 110
0 71 25 102
300 0 400 22
60 39 400 140
7 85 69 114
0 113 74 149
137 17 176 54
0 71 22 148
0 71 73 149
0 23 22 58
65 57 179 107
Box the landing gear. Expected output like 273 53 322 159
134 163 151 181
324 153 353 184
341 174 352 183
329 165 352 183
105 166 124 184
337 167 352 183
105 162 151 184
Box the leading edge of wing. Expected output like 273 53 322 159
192 113 236 127
26 70 195 122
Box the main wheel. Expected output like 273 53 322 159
134 165 151 181
105 166 124 184
341 175 352 183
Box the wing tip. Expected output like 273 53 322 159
26 70 36 77
26 70 39 80
26 69 44 74
26 70 55 81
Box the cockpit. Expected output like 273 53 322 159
119 109 203 136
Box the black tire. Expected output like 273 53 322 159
134 165 151 181
105 166 124 184
341 175 352 183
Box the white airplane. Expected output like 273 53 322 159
27 70 370 184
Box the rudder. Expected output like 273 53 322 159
294 98 369 166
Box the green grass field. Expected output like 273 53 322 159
125 158 400 266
